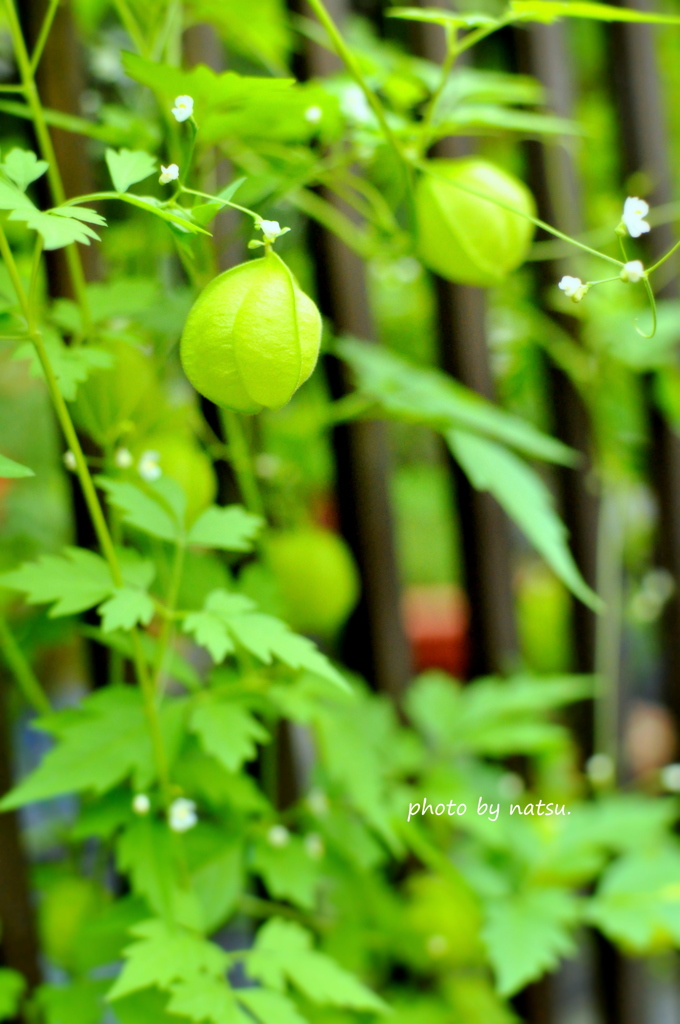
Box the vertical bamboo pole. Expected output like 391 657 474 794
0 679 41 994
609 0 680 731
293 0 412 698
411 1 518 676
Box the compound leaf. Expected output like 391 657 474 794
105 148 157 194
187 505 263 551
0 547 114 616
247 918 387 1012
107 919 229 1001
2 148 48 191
482 887 580 996
190 699 269 773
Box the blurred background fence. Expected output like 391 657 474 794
3 0 680 1021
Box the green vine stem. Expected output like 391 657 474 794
3 0 93 335
0 223 172 805
220 409 265 517
304 0 416 212
0 611 51 715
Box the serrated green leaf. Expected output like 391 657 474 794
236 989 307 1024
107 919 229 1001
510 0 680 24
116 817 203 929
105 148 157 194
338 339 576 465
8 206 101 249
247 918 387 1012
99 587 155 632
447 430 600 610
14 335 113 400
190 699 269 772
406 672 592 756
166 978 246 1024
2 148 49 191
0 969 25 1022
0 176 35 211
0 688 163 809
96 477 181 542
0 452 34 478
181 590 348 690
586 845 680 952
252 835 319 909
187 505 263 551
0 547 114 616
482 887 580 996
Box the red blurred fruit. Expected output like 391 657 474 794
402 584 469 677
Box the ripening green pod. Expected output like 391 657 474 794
415 157 536 287
180 253 322 414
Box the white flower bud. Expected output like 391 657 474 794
63 450 77 471
620 259 645 284
304 105 323 124
137 450 161 482
267 824 290 848
159 163 179 185
114 447 133 469
168 797 197 832
558 275 582 298
172 95 194 123
258 219 290 245
132 793 150 815
622 196 650 238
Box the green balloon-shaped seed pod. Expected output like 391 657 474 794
180 252 322 414
415 157 536 287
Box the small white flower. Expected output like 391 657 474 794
63 450 77 471
660 763 680 793
138 450 161 482
172 95 194 123
558 275 583 298
304 833 324 860
620 259 645 284
426 934 449 958
114 447 133 469
159 163 179 185
586 753 615 785
622 196 650 238
132 793 150 815
267 824 290 848
258 219 290 245
304 105 323 124
168 797 197 833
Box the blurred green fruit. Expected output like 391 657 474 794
265 527 359 637
516 562 571 673
134 434 216 524
416 157 535 287
71 339 156 446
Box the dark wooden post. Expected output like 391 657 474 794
411 1 518 676
514 23 599 681
0 680 41 995
294 0 412 699
609 1 680 729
